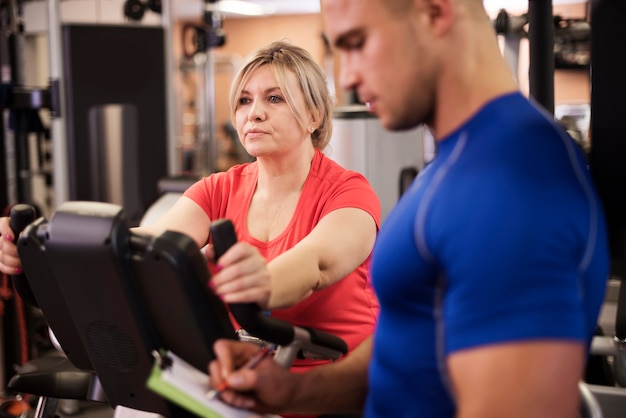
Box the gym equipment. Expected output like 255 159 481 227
493 8 528 85
493 2 555 114
553 16 591 69
527 0 555 114
329 106 427 221
182 0 227 176
0 0 53 210
60 24 169 225
576 1 626 417
7 201 347 417
123 0 162 21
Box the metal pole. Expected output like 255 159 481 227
528 0 554 114
194 51 209 175
202 0 221 175
203 47 217 175
588 0 626 281
161 0 179 177
47 0 69 208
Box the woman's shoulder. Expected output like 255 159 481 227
187 161 257 195
313 149 367 183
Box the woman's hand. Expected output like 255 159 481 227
206 242 271 309
0 217 22 275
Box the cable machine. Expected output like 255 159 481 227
0 0 180 395
0 0 55 394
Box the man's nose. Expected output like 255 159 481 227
339 54 359 93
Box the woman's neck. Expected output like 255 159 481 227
255 146 316 198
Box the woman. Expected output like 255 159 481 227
0 40 379 416
178 39 379 355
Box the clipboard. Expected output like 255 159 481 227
147 350 279 418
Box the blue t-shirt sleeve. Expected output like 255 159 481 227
428 160 589 353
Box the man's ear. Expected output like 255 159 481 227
419 0 454 37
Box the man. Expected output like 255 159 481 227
208 1 610 417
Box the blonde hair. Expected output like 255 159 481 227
229 40 334 150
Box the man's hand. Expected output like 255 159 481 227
208 339 296 413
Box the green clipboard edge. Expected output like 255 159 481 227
146 350 225 418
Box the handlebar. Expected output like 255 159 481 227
210 218 348 367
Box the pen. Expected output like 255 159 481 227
206 346 273 399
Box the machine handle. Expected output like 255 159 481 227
9 204 36 237
9 204 39 307
210 218 296 346
210 218 238 261
209 218 348 357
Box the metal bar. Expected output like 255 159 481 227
161 0 179 177
47 0 69 208
528 0 555 114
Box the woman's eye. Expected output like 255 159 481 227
238 97 251 105
268 95 283 103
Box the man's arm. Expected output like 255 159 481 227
210 336 372 414
448 340 585 418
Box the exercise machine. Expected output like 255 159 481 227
6 201 347 417
586 1 626 417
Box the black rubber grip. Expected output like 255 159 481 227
9 204 36 237
9 204 38 307
210 218 238 261
210 219 295 345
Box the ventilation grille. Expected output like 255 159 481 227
86 321 139 373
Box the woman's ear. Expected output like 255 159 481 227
309 109 322 132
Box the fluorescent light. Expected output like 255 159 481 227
217 1 275 17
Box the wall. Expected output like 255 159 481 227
553 3 590 105
205 3 590 128
176 13 326 143
19 2 592 181
20 0 592 130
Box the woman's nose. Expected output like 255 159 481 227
248 100 266 121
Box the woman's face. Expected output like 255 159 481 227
234 65 312 158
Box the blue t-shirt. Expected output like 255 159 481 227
365 92 610 418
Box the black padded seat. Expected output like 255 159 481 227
8 351 96 400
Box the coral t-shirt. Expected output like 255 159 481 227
184 149 380 369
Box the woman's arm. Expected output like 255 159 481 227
211 207 377 309
135 196 212 249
